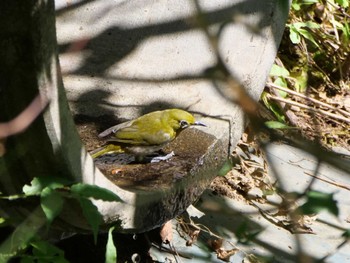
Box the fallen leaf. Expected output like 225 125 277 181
208 238 223 251
160 221 173 244
208 238 239 262
186 229 200 246
216 248 239 262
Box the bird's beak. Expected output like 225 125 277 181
194 121 207 127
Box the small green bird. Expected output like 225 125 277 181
90 109 205 161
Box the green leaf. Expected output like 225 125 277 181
341 22 350 45
0 217 6 226
261 92 285 122
265 121 292 129
40 187 64 226
78 198 102 244
268 104 285 122
31 240 69 263
218 160 233 176
303 0 319 3
23 178 43 195
297 23 319 44
289 27 301 44
273 78 288 97
31 240 52 255
23 177 71 196
105 226 117 263
335 0 349 7
291 2 300 10
288 22 320 47
293 21 320 30
293 0 319 7
71 183 123 202
274 76 288 87
294 70 308 93
298 28 319 47
270 64 290 77
300 191 339 216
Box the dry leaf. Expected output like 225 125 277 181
186 229 200 246
160 221 173 244
216 248 239 262
208 238 223 251
208 238 238 262
297 214 317 225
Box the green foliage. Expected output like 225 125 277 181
105 226 117 263
291 0 319 10
291 66 308 93
40 187 64 227
22 177 123 243
0 177 124 260
78 198 103 244
218 159 234 176
264 121 293 129
69 183 124 244
270 64 289 96
20 240 69 263
70 183 123 202
340 21 350 47
300 190 339 216
278 0 350 94
288 21 320 47
261 92 286 123
335 0 349 8
23 176 71 196
263 64 299 122
23 177 68 229
0 217 6 226
270 64 290 78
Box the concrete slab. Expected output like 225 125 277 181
55 0 290 231
150 143 350 262
56 0 290 154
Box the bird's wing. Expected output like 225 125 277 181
98 119 152 144
98 111 175 145
98 120 133 138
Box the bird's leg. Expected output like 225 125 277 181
150 151 175 163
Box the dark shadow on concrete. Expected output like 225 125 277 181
189 190 318 262
58 0 288 78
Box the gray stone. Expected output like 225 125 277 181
55 0 290 232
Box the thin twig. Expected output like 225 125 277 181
266 94 350 124
304 172 350 191
267 83 350 118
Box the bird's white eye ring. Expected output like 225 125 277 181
179 120 189 128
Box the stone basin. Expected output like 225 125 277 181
55 0 290 232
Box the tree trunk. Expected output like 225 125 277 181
0 0 95 234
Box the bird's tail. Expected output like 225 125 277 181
90 144 124 158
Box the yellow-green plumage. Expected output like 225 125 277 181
91 109 205 159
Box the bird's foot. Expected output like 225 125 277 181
150 151 175 163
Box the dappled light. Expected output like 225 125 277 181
1 0 350 262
